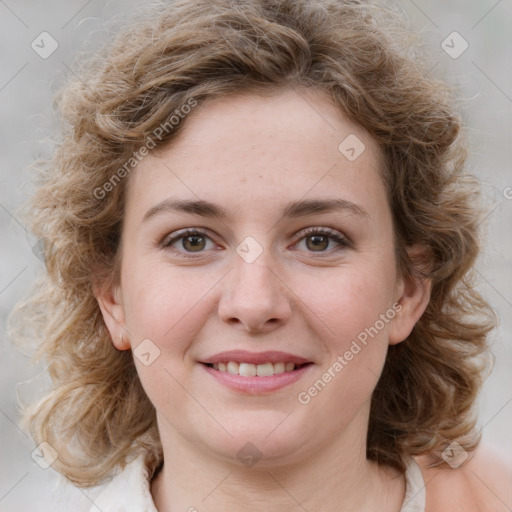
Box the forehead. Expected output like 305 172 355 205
126 87 388 224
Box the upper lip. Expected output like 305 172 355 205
200 350 311 365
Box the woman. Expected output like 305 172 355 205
9 0 512 510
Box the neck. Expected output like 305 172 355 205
151 412 405 512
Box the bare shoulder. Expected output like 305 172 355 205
413 443 512 512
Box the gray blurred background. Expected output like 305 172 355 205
1 0 511 510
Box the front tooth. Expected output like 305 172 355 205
227 361 239 375
239 363 257 377
285 362 295 372
273 362 285 374
256 362 274 377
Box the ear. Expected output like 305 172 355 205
388 245 432 345
93 278 131 351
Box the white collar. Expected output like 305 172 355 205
89 456 157 512
401 457 427 512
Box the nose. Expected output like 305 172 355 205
218 255 293 334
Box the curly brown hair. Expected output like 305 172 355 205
9 0 495 487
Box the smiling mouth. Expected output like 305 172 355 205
203 361 311 377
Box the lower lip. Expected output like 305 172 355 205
201 364 313 394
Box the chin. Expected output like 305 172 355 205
194 414 313 468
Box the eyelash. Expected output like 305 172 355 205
160 227 351 258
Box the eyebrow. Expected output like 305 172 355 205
142 197 368 223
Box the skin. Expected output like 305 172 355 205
95 87 468 511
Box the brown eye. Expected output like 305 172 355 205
306 235 329 251
182 234 206 252
162 229 216 257
294 227 350 255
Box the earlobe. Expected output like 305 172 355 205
389 246 432 345
93 280 131 351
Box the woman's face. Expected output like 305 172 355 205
98 88 427 467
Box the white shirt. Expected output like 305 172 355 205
87 455 426 512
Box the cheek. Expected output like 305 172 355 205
293 263 398 419
121 264 218 417
299 264 397 350
121 261 219 352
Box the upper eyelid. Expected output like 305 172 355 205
161 227 211 245
296 226 348 239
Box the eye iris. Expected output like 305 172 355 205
307 235 328 251
183 235 205 252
